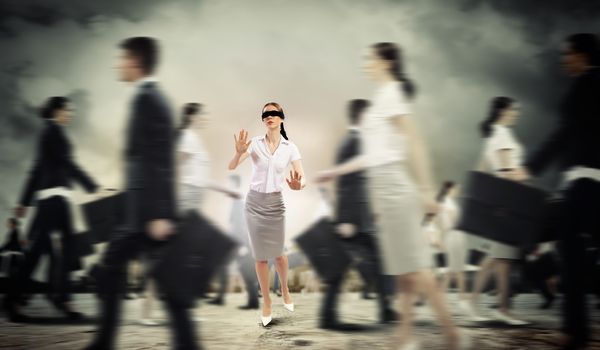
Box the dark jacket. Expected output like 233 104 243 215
335 129 367 202
526 67 600 175
335 128 372 232
19 121 97 207
123 81 176 230
1 229 22 252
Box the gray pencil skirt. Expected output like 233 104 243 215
245 190 286 260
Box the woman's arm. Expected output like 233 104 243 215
286 160 306 190
228 130 251 170
396 115 435 194
228 152 249 170
496 149 528 181
206 182 241 198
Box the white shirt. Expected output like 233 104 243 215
482 124 524 172
247 135 301 193
440 197 460 232
361 81 412 167
178 129 210 187
134 76 158 90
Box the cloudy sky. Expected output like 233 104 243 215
0 0 598 241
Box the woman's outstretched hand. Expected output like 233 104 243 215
314 169 337 184
234 129 251 154
286 170 303 190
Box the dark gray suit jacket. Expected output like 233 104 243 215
123 81 176 230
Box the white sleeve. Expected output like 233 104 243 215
178 130 195 154
382 87 411 117
290 142 301 161
489 128 514 152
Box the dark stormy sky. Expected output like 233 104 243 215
0 0 598 238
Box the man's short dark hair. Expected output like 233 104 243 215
566 33 600 66
119 36 159 74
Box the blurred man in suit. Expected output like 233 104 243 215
84 37 199 350
4 96 98 321
525 33 600 350
320 99 398 331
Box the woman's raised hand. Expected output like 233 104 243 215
234 129 251 154
286 170 303 190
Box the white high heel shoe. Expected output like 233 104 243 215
283 303 295 312
397 340 420 350
261 314 273 327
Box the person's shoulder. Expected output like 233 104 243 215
282 139 298 148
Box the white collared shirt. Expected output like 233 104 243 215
482 124 524 172
178 129 210 187
247 135 302 193
361 80 412 167
134 75 158 91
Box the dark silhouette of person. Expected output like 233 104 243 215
83 37 200 350
320 99 398 331
4 96 98 321
525 33 600 350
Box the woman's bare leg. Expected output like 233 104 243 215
396 274 417 346
418 270 460 347
274 255 292 304
495 259 511 313
472 256 495 305
255 260 271 316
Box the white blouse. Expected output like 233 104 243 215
440 197 460 232
178 129 211 187
247 135 302 193
361 81 412 167
482 124 524 172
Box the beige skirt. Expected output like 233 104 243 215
245 190 286 260
368 161 432 275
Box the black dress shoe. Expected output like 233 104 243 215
48 299 84 320
238 304 259 310
380 309 400 324
7 308 30 323
319 321 365 332
3 298 29 323
208 298 224 306
82 340 112 350
560 340 587 350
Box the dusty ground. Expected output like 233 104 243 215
0 293 599 349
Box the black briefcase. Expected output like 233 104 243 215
68 231 95 271
153 210 238 307
73 231 95 258
294 218 352 284
534 198 563 244
456 171 548 247
82 192 124 243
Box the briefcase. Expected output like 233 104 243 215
153 210 238 307
456 171 547 247
73 231 95 258
68 231 95 271
294 218 352 284
82 192 125 243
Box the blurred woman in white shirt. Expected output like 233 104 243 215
178 103 240 211
465 96 530 326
